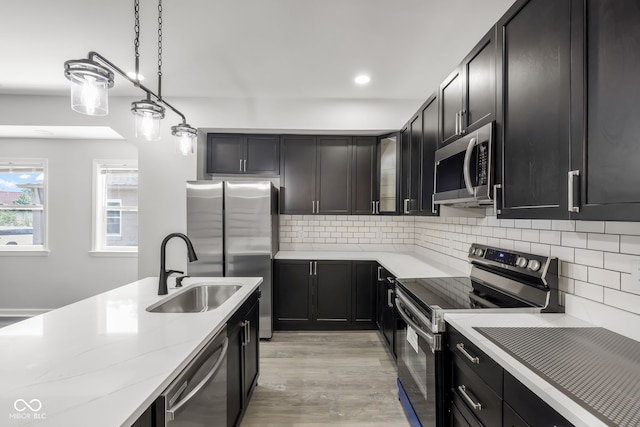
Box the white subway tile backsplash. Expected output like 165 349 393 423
588 267 620 289
540 230 562 245
561 232 587 248
513 241 531 253
605 222 640 236
603 252 639 274
506 228 522 241
552 220 576 231
521 229 540 243
514 219 532 229
561 262 588 281
620 235 640 255
531 219 552 230
574 281 604 303
576 221 605 233
574 249 604 268
550 245 575 263
530 243 551 256
587 233 620 252
603 288 640 315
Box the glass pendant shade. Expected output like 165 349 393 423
131 99 165 141
172 123 198 156
64 59 114 116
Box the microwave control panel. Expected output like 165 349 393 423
477 142 488 186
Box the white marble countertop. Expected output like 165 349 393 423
444 312 608 427
0 276 262 427
275 250 467 279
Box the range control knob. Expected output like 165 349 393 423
474 248 485 257
515 257 528 268
528 259 542 272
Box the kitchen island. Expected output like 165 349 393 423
0 276 261 427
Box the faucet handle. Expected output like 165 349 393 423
175 276 190 288
166 269 184 276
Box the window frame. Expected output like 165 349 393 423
0 158 48 254
92 160 138 254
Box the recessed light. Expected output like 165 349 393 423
126 71 145 81
354 75 371 85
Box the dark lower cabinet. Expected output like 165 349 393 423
376 265 396 358
227 291 260 427
274 260 378 330
496 0 573 219
503 403 529 427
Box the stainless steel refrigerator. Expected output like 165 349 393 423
186 180 279 339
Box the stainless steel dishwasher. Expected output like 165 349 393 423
156 326 228 426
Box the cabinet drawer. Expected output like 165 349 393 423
448 326 503 395
503 402 529 427
504 372 573 427
451 399 482 427
452 352 502 427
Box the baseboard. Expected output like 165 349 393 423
0 308 51 317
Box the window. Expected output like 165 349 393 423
0 160 47 251
93 161 138 252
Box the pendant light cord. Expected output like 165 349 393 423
157 0 163 100
134 0 140 84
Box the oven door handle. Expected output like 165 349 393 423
463 137 477 195
395 299 440 353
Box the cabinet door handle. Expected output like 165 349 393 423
456 343 480 364
312 200 316 214
376 201 380 214
239 159 243 172
372 201 376 214
309 261 313 276
457 385 482 410
460 110 466 135
243 159 247 172
431 194 437 214
493 184 502 215
404 198 410 214
377 266 383 281
568 170 580 213
455 112 459 135
245 321 250 344
316 200 319 213
313 261 317 276
387 288 394 308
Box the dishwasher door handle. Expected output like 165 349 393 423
166 337 229 421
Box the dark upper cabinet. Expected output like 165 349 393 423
316 136 352 214
419 93 439 215
569 0 640 220
280 136 351 214
439 27 496 149
207 134 279 175
439 69 464 147
377 133 401 214
400 116 422 214
280 136 316 214
352 136 378 215
495 0 573 219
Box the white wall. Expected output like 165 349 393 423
0 138 138 311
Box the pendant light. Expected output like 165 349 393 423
63 0 197 154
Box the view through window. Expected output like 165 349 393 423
0 160 46 249
94 162 138 251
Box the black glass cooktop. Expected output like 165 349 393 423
396 277 474 316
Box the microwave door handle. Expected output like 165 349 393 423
463 137 477 195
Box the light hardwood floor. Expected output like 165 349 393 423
241 331 410 427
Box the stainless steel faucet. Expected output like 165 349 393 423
158 233 198 295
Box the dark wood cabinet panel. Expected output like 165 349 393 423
409 114 422 213
227 291 260 427
440 69 463 147
207 134 279 175
400 127 411 214
316 136 351 214
245 135 279 174
207 134 244 174
496 0 572 219
273 260 312 327
315 260 351 323
463 26 497 133
420 94 439 215
570 0 640 220
352 136 377 215
377 133 401 214
503 402 529 427
280 136 316 214
352 261 376 327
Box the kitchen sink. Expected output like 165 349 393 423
147 283 243 313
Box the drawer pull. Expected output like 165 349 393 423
456 343 480 364
458 385 482 411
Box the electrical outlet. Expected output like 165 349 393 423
632 259 640 292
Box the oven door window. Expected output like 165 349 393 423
401 325 428 400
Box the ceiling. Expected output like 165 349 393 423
0 0 515 132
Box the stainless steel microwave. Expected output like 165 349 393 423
433 121 494 206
